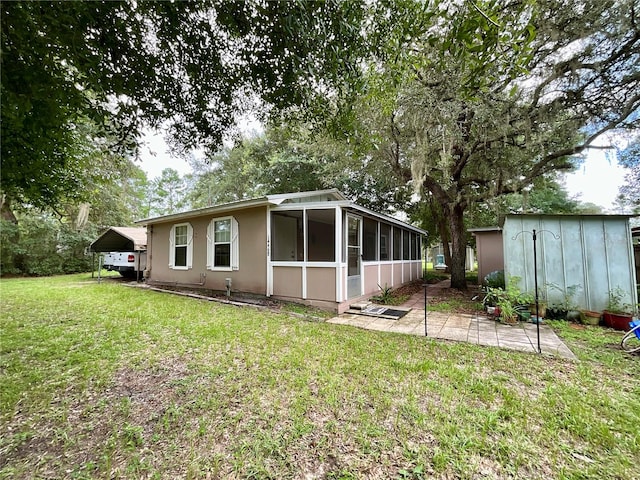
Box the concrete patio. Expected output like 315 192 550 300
328 286 577 359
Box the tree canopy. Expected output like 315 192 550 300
1 0 367 208
320 0 639 288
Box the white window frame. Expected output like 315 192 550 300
169 222 193 270
207 216 239 271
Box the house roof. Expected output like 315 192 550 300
90 226 147 252
135 189 427 235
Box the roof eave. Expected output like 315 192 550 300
135 197 271 225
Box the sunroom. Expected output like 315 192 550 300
266 191 426 311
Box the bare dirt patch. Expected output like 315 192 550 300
2 358 200 477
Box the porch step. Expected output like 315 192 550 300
350 302 372 311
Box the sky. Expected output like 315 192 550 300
138 129 628 212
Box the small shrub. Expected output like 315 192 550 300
371 283 394 304
483 270 505 289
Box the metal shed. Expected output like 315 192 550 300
502 214 638 312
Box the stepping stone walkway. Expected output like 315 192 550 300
328 280 577 360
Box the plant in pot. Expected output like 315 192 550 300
525 288 547 320
547 283 582 321
580 309 601 326
497 298 518 325
564 284 583 323
603 287 635 331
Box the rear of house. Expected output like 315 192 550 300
137 190 426 312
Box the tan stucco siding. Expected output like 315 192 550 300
147 207 267 294
306 267 336 301
413 261 422 279
392 264 402 287
379 264 393 288
272 267 303 298
363 264 379 294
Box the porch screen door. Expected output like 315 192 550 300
347 215 362 298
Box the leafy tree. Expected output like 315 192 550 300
616 139 640 214
149 168 186 216
327 0 639 289
2 1 367 209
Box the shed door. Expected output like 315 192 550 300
347 215 362 298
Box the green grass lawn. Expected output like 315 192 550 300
1 274 639 479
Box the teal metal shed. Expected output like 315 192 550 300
502 214 638 312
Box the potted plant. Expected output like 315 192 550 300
547 283 582 321
497 298 518 325
524 289 547 319
603 287 635 331
580 309 601 326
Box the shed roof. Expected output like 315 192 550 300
468 226 502 233
90 226 147 252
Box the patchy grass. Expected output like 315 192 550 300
1 274 639 479
422 271 448 284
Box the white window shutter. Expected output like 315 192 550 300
186 223 193 269
231 217 239 270
206 220 213 269
169 225 175 268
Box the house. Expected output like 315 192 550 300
471 214 638 312
135 190 426 312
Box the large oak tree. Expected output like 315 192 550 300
335 0 639 289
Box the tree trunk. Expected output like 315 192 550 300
436 217 452 273
448 204 468 290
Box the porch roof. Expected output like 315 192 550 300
135 189 427 235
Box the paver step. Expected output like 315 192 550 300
350 302 372 311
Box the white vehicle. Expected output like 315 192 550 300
102 251 147 278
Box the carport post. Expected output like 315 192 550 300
97 254 103 283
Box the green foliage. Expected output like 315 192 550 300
2 1 367 209
371 283 394 304
483 270 505 289
0 214 95 276
547 283 582 311
149 168 187 216
606 287 634 314
616 139 640 214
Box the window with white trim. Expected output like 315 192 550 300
169 223 193 269
207 217 239 270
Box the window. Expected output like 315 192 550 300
169 223 193 269
271 211 303 261
363 218 378 261
379 223 391 260
393 227 402 260
207 217 239 270
413 233 421 260
403 229 410 260
307 209 335 261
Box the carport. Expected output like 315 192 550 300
90 227 147 280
